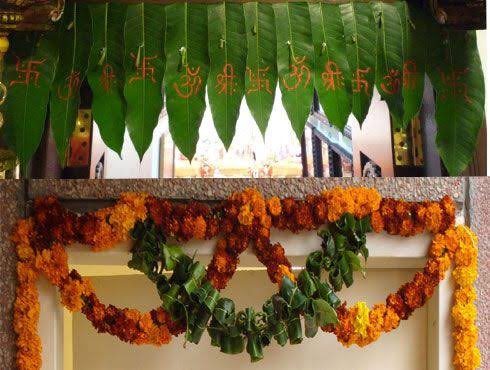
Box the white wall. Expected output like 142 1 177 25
73 269 427 370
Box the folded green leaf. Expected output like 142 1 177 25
49 2 92 165
3 30 60 174
312 298 338 326
87 3 127 155
164 3 209 160
243 2 277 135
340 1 376 125
309 3 352 130
123 3 165 160
208 2 247 149
273 2 314 139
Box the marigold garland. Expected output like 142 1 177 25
10 188 479 370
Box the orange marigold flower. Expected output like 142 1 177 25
193 216 207 240
454 287 477 305
267 196 282 216
34 244 69 287
237 205 254 226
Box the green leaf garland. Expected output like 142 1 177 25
0 1 485 176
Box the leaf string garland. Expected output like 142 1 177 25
10 188 481 369
0 1 485 175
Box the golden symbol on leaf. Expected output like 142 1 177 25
380 68 401 96
100 63 116 93
173 65 202 99
403 60 418 90
9 54 45 87
216 63 237 95
56 71 81 101
352 67 371 95
282 56 311 92
128 52 157 84
321 61 344 91
246 66 272 95
438 68 472 105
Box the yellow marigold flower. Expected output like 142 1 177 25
237 205 254 226
452 264 477 287
454 287 477 305
452 302 477 328
353 302 370 339
278 264 295 283
267 196 282 216
453 324 478 353
453 346 481 370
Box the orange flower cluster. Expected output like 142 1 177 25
206 188 291 289
325 224 479 362
271 187 382 233
10 189 475 370
82 293 182 345
450 226 480 370
12 219 41 370
371 196 455 236
10 195 178 370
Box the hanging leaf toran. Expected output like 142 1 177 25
0 0 485 175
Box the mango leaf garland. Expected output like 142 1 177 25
49 3 92 165
372 1 404 127
87 3 127 155
427 30 485 175
398 2 428 126
309 3 352 131
164 3 209 160
340 1 376 125
3 31 60 173
208 3 247 149
243 2 277 136
273 2 314 140
123 3 166 160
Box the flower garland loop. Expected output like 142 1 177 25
10 187 480 370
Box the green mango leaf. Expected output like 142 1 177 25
87 3 127 155
123 3 165 160
398 2 428 126
207 2 247 149
49 2 92 165
339 255 353 287
340 1 376 125
273 2 314 139
286 314 303 344
312 298 338 326
298 269 317 296
308 3 352 131
372 1 404 126
162 244 185 271
3 31 60 173
243 2 277 135
345 250 364 275
427 30 485 175
164 3 209 160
